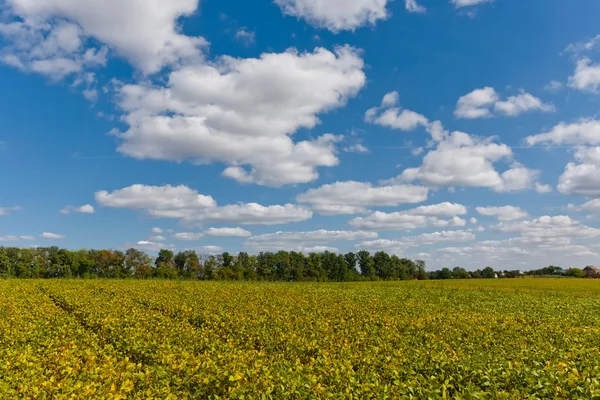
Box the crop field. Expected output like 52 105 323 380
1 280 599 399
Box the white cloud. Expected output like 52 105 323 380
365 91 429 131
454 87 498 119
0 235 35 242
343 144 369 153
151 227 163 233
1 0 206 75
451 0 494 8
535 183 553 194
405 0 426 13
392 130 539 192
476 206 528 221
235 28 255 45
556 147 600 197
565 35 600 55
40 232 66 239
455 87 554 119
174 232 205 241
544 80 564 92
349 202 468 231
0 206 21 216
576 199 600 214
494 93 556 116
296 181 429 215
60 204 95 214
148 235 166 242
274 0 389 32
569 58 600 93
526 119 600 146
95 184 313 225
245 229 376 252
135 240 174 252
115 46 365 187
195 245 223 254
493 215 600 239
359 230 476 253
0 20 108 79
204 227 252 237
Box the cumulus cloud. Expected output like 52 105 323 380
476 206 528 221
391 130 540 192
204 227 252 237
0 206 21 216
114 46 365 187
296 181 429 215
365 91 429 131
274 0 390 32
60 204 95 214
174 232 205 241
151 227 163 233
0 20 108 80
535 183 553 193
556 147 600 197
405 0 426 13
526 119 600 147
95 184 313 225
455 87 554 119
569 58 600 93
195 245 224 254
135 240 175 252
245 229 377 252
40 232 66 239
358 230 476 253
0 0 206 75
343 144 369 153
148 235 166 242
493 215 600 240
349 202 468 231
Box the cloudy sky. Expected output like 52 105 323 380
1 0 600 270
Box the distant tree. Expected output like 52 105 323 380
440 267 453 280
155 249 177 279
482 266 496 279
202 255 217 280
357 250 375 279
452 266 470 279
125 248 153 279
373 252 392 279
415 260 428 280
289 251 306 281
0 248 11 277
565 268 585 278
344 252 358 274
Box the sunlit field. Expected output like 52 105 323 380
1 279 599 398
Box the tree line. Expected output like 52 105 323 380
1 246 586 281
0 246 430 281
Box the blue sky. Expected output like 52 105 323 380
2 0 600 270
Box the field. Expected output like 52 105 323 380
1 280 599 399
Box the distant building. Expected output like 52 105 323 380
583 266 599 278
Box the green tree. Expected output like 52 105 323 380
565 268 585 278
357 250 375 279
373 252 392 279
482 266 496 279
0 248 11 277
452 266 470 279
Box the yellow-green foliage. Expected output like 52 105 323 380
1 280 599 399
